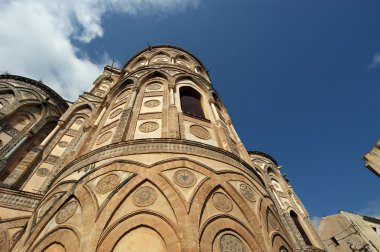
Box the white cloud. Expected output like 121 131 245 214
369 52 380 69
311 216 321 227
0 0 200 100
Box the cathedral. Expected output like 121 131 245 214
0 45 325 252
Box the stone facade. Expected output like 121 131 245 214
364 140 380 177
0 45 325 251
318 210 380 251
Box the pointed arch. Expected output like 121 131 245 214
289 210 312 246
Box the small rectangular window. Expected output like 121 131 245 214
331 237 339 246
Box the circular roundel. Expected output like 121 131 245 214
173 169 197 188
144 100 161 108
75 118 84 125
96 131 113 145
96 174 120 194
58 141 68 148
56 201 78 224
212 192 233 212
109 108 123 119
36 168 49 177
146 83 162 91
220 234 245 252
189 125 211 140
138 121 159 133
239 183 256 202
133 186 157 207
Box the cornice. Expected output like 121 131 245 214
0 74 69 112
248 150 278 166
122 45 207 72
51 139 265 187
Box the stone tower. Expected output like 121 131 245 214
0 46 324 252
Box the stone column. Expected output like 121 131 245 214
112 88 137 142
40 121 64 146
168 83 180 138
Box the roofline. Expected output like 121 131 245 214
0 74 68 111
248 150 278 166
122 45 207 70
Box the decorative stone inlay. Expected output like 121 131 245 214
109 108 123 119
189 125 211 140
269 213 280 231
133 186 157 207
96 131 112 145
117 90 130 100
3 93 14 99
146 83 162 91
144 99 161 108
56 201 78 224
57 141 68 148
173 169 197 188
0 191 40 211
212 192 233 212
75 118 84 125
240 183 256 202
220 234 245 252
36 168 49 177
138 121 159 133
96 174 120 194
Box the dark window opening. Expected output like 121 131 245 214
290 211 312 246
180 87 205 119
331 237 339 246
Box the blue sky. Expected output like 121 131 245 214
1 0 379 223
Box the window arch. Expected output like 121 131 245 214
290 210 312 246
179 86 205 119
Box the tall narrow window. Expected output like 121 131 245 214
180 87 205 119
290 211 312 246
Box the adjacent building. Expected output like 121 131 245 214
364 140 380 177
0 45 325 251
318 210 380 252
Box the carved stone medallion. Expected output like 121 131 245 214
57 141 68 148
139 121 159 133
144 100 161 108
240 183 256 202
146 83 162 91
75 118 84 125
212 192 233 212
133 186 157 207
173 169 197 188
189 125 211 140
96 131 112 145
56 201 78 224
36 168 49 177
109 108 123 119
220 234 245 252
96 174 120 194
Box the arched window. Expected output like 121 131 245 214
290 211 312 246
180 86 205 119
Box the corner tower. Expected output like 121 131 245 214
3 46 323 252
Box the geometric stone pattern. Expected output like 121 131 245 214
0 46 325 252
